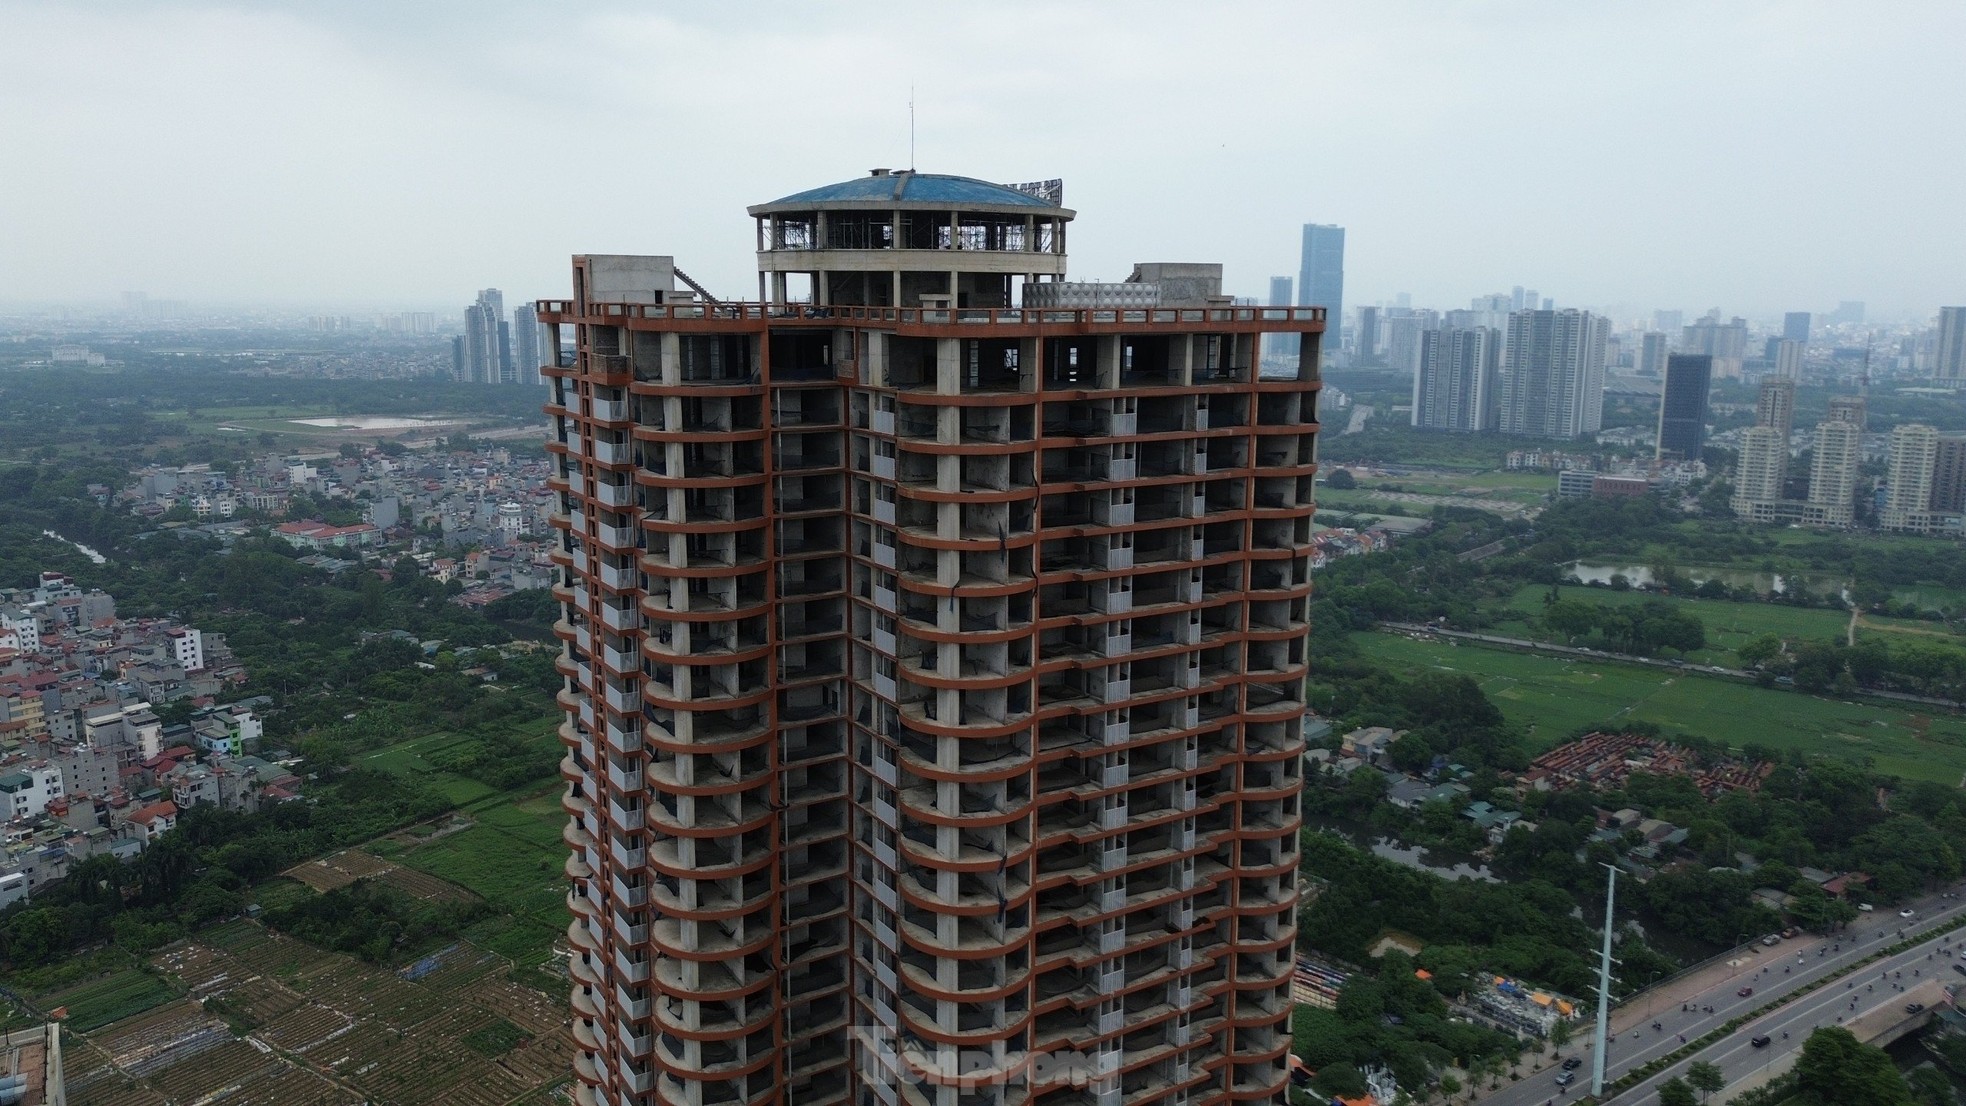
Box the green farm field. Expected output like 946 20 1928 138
1484 584 1960 666
1354 631 1966 784
396 784 569 969
33 967 180 1032
359 725 571 970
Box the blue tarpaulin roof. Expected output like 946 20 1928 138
766 172 1054 208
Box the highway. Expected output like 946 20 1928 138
1473 889 1966 1106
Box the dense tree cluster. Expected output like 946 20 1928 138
1538 595 1707 655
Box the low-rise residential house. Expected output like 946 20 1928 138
123 800 178 843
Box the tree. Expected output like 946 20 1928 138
1905 1065 1952 1106
1793 1027 1912 1106
1312 1062 1367 1099
1327 468 1357 490
1658 1078 1697 1106
1548 1017 1573 1052
1685 1060 1725 1103
1542 599 1598 642
1737 632 1783 669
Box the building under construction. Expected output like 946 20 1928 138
541 169 1323 1106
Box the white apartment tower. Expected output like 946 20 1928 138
1882 424 1943 533
1805 421 1862 528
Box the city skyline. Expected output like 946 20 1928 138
6 2 1966 317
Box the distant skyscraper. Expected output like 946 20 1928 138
1756 377 1796 442
512 303 547 386
461 288 509 384
1783 311 1812 344
1732 427 1789 520
1656 354 1713 461
1356 305 1380 365
1298 224 1344 361
1883 424 1942 532
1827 394 1868 431
1412 327 1501 432
1638 332 1669 376
1381 309 1438 375
1830 300 1866 325
1267 275 1298 359
1652 309 1683 335
1931 434 1966 514
1681 316 1750 380
1497 309 1608 439
1774 339 1804 380
1935 306 1966 384
1807 420 1862 528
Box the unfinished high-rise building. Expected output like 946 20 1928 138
540 170 1323 1106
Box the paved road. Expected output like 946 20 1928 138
1472 890 1966 1106
1377 623 1963 712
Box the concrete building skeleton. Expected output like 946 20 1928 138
542 170 1318 1106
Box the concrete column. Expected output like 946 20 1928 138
1097 335 1121 390
891 270 902 308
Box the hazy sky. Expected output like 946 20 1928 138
6 0 1964 321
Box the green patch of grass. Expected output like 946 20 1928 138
399 780 567 968
251 877 318 914
34 969 179 1032
462 1017 530 1057
1354 631 1966 784
1491 584 1961 666
361 731 504 806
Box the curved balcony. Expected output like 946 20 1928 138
895 783 1035 831
649 876 774 923
644 677 774 715
647 836 775 881
644 792 774 838
896 698 1033 740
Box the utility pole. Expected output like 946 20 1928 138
1592 864 1620 1098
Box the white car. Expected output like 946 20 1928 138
1901 909 1917 918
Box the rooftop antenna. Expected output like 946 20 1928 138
909 86 916 171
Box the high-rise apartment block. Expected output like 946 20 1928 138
1936 307 1966 384
1805 420 1861 528
1355 305 1379 366
457 288 513 384
1827 395 1867 432
1655 354 1712 461
1637 332 1668 377
1933 435 1966 515
541 171 1321 1106
1411 327 1499 432
1772 339 1803 381
1680 316 1749 380
1731 427 1789 522
514 303 551 386
1496 309 1607 439
1297 224 1343 362
1883 424 1942 532
1881 424 1966 533
1755 377 1796 443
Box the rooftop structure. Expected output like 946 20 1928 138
543 171 1321 1106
